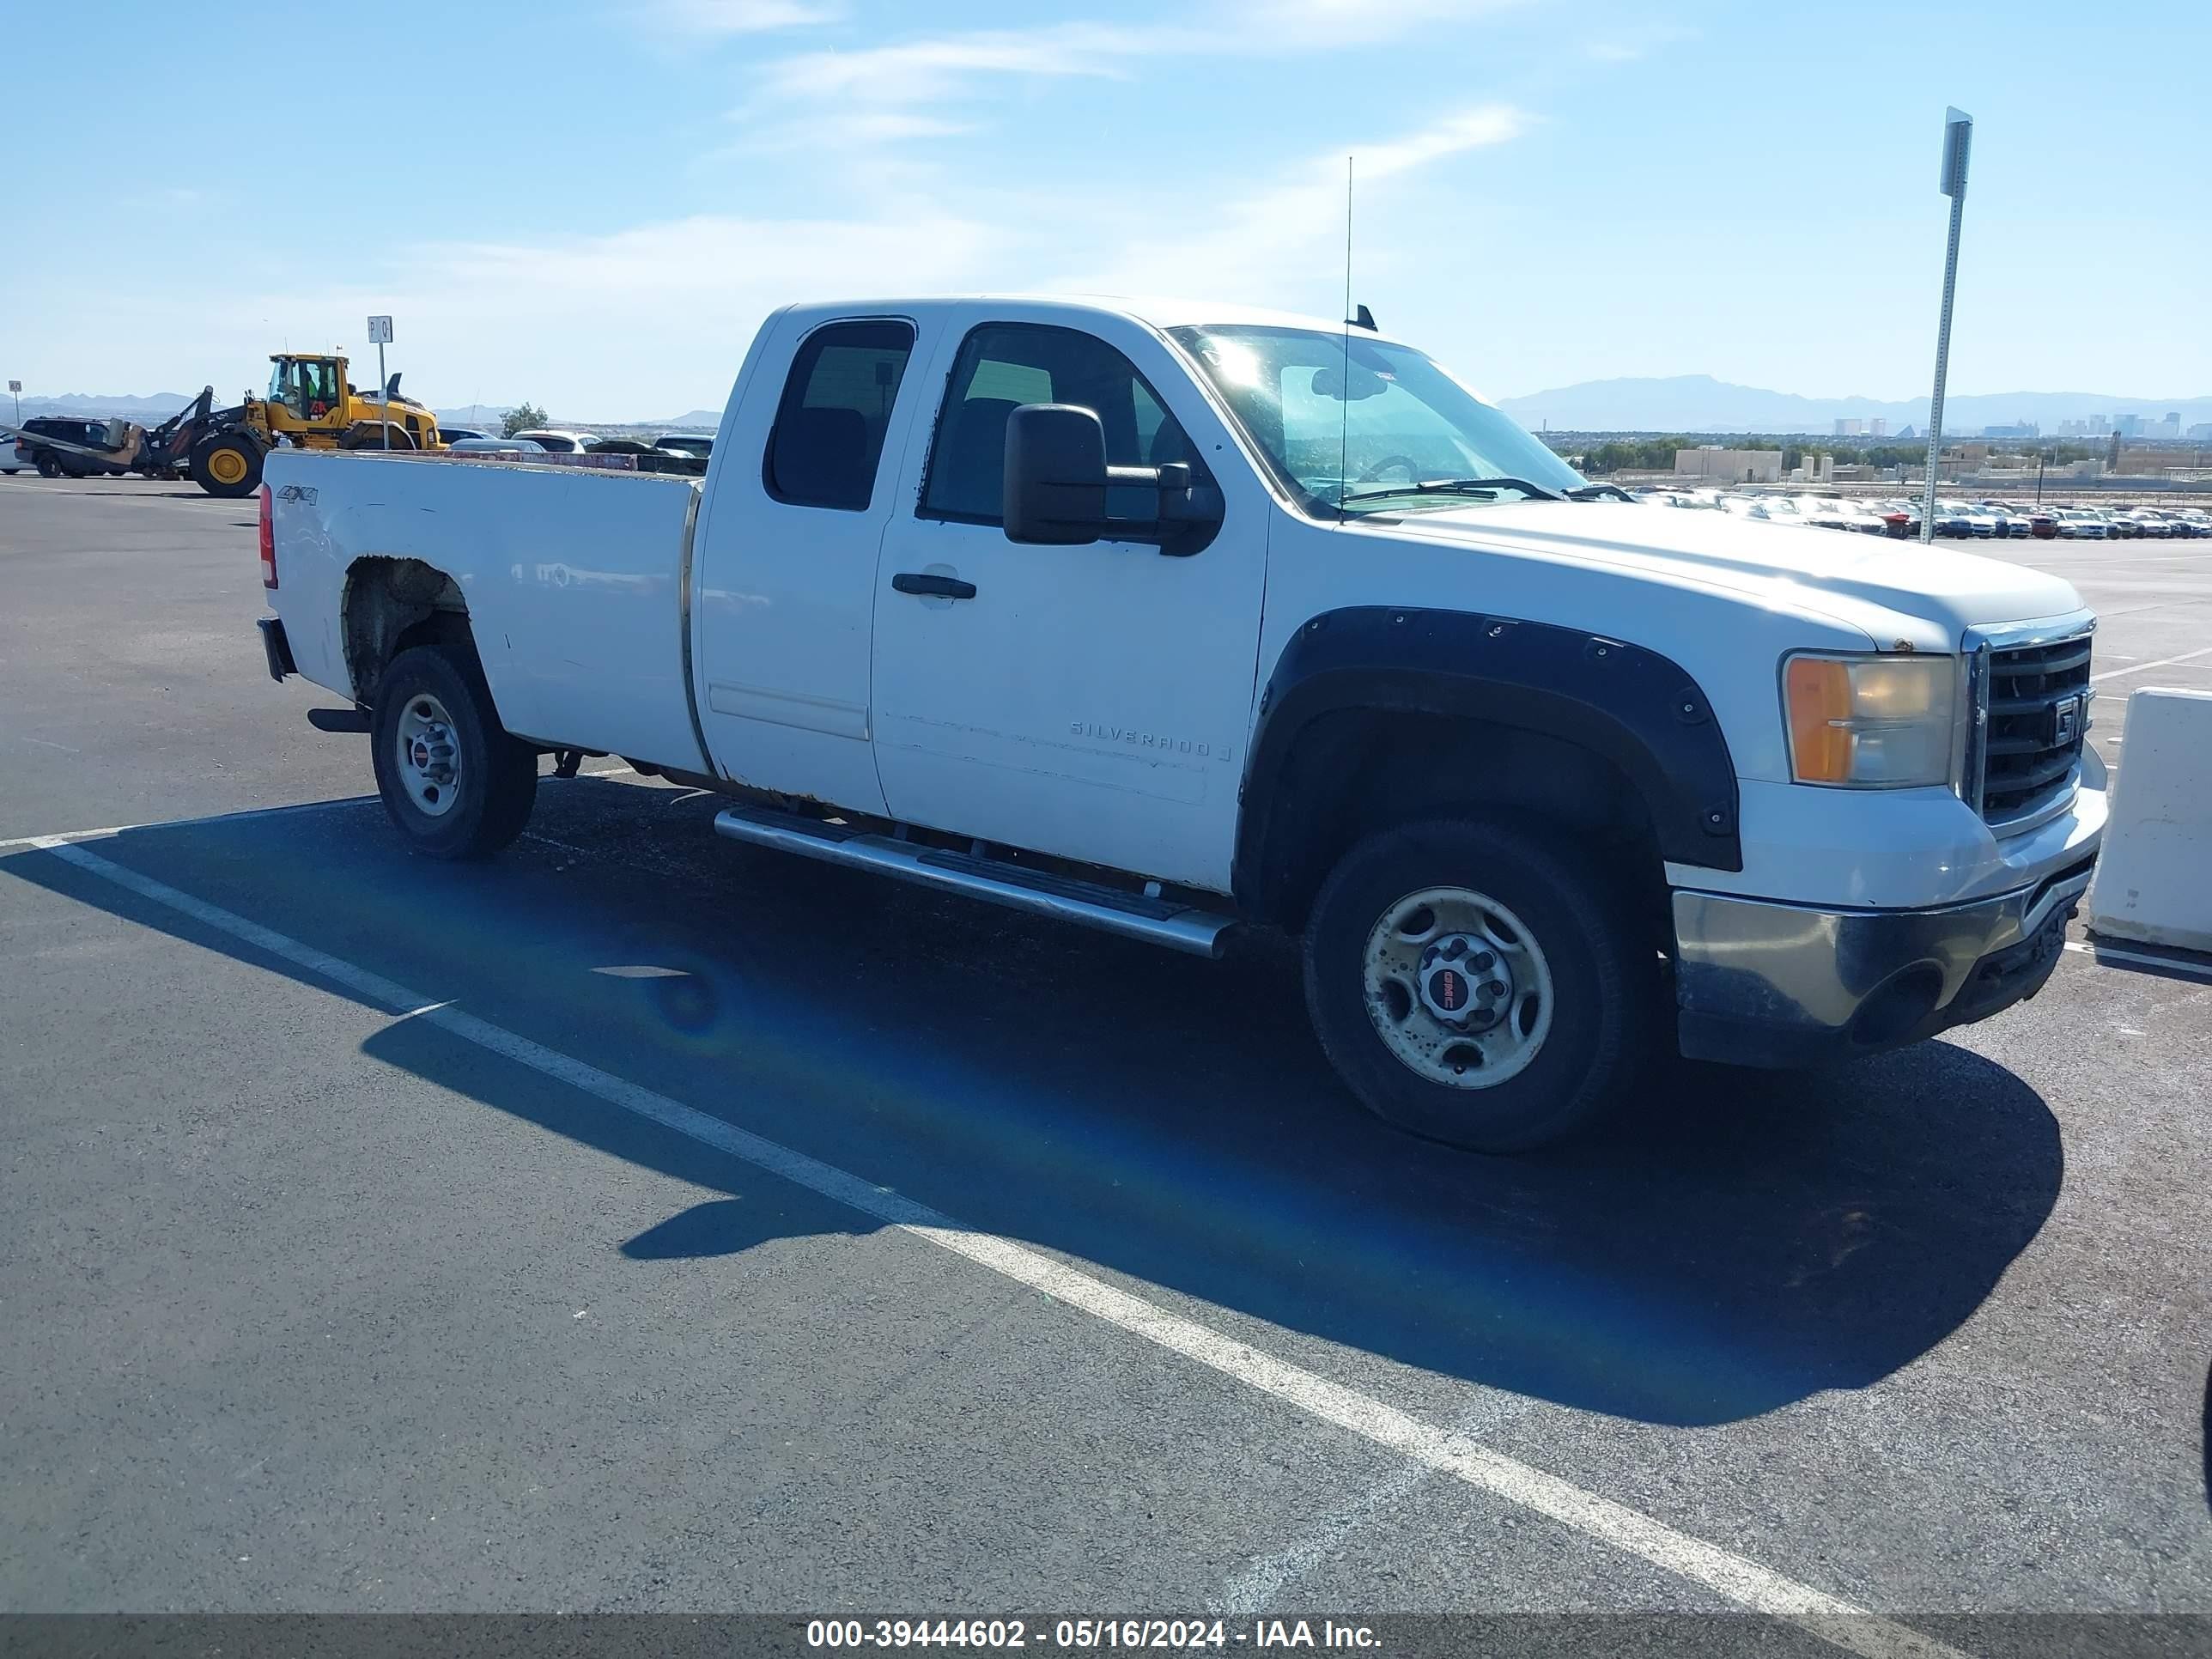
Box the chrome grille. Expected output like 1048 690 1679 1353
1978 635 2092 828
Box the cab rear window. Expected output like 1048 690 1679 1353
763 321 915 512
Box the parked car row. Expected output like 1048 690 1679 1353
501 429 714 459
1628 485 2211 541
448 429 715 471
8 420 716 476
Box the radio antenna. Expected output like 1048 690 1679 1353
1338 154 1352 519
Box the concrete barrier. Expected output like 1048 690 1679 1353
2087 687 2212 952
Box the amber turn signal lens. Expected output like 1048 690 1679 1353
1785 657 1854 782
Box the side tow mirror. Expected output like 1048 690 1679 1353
1003 403 1108 544
1003 402 1228 554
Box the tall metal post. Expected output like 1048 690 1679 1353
378 340 389 450
366 316 395 451
1921 108 1972 544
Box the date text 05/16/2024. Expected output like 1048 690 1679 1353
806 1620 1381 1650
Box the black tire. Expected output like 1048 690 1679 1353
369 643 537 860
1301 817 1658 1154
189 429 264 498
34 452 62 479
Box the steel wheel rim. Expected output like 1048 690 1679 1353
1361 885 1555 1089
395 692 462 817
208 448 247 484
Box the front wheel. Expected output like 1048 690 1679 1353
369 644 538 860
190 430 264 497
1302 818 1658 1154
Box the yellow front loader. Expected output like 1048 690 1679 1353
184 354 445 497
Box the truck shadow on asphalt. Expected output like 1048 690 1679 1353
4 776 2066 1430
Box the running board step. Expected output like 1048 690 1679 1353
712 805 1236 957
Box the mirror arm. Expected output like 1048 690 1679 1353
1158 483 1223 525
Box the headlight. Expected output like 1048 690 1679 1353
1783 653 1956 787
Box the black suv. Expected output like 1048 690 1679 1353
13 416 131 478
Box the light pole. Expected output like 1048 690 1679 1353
1921 108 1972 544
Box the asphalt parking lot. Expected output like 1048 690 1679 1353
2 475 2208 1654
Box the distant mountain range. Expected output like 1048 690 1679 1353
431 404 516 430
8 392 198 422
1498 375 2212 434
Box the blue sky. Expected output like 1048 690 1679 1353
3 0 2205 420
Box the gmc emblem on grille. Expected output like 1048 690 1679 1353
2051 694 2082 745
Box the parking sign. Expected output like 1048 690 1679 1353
366 316 394 345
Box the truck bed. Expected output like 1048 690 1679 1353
264 449 709 774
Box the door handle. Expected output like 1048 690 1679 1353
891 572 977 600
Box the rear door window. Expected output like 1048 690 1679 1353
763 320 916 511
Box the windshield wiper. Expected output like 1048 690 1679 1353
1338 476 1564 505
1565 483 1634 502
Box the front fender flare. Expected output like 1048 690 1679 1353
1234 607 1743 915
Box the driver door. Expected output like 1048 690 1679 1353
869 309 1270 893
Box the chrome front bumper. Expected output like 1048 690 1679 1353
1671 854 2099 1067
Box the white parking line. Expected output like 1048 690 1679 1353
2092 643 2212 681
1218 1395 1534 1613
0 796 367 850
0 769 651 853
16 833 1957 1659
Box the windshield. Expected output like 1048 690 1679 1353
1168 325 1583 517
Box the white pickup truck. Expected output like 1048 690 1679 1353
255 296 2104 1152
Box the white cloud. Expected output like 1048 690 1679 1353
749 21 1189 107
170 211 1011 420
719 110 980 155
417 211 1001 298
647 0 843 33
1583 24 1691 62
11 4 1550 417
1227 0 1526 47
733 2 1523 125
21 87 1531 419
1048 104 1528 304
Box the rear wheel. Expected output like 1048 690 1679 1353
369 644 537 860
189 430 264 497
1302 817 1657 1154
34 453 62 478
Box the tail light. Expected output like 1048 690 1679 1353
258 484 276 588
